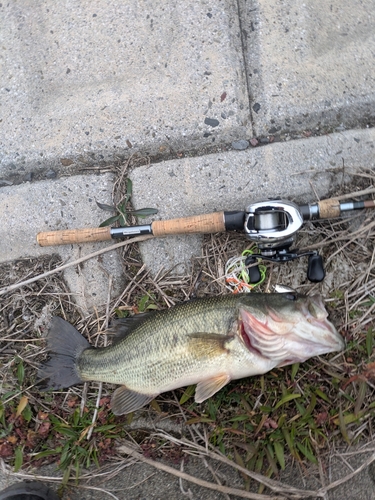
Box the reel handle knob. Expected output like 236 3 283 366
245 256 262 284
307 254 325 282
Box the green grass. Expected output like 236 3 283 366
1 246 375 491
1 385 129 485
1 170 375 494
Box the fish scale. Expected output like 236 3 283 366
78 296 241 393
37 293 345 415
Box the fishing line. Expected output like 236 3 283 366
224 249 266 294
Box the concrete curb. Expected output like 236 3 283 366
130 127 375 275
0 174 124 314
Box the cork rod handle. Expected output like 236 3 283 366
37 212 226 246
37 227 112 247
151 212 225 237
317 199 341 219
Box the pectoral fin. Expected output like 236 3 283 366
187 333 233 358
195 374 231 403
111 386 157 415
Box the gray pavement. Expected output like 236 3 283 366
1 444 374 500
0 0 250 182
0 173 124 313
1 0 375 498
240 0 375 137
130 127 375 275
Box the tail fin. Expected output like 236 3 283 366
37 317 90 390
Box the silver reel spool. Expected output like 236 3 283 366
244 200 304 251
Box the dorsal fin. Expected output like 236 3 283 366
109 313 152 343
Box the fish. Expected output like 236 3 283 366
37 293 344 415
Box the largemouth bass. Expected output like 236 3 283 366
37 293 344 415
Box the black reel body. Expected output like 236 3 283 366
245 249 325 284
243 200 325 283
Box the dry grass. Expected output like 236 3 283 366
1 162 375 498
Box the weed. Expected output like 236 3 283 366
1 169 375 493
97 178 158 227
1 391 127 484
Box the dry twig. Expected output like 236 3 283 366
118 443 287 500
0 235 153 296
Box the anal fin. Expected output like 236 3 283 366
111 386 157 415
195 374 230 403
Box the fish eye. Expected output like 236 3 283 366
284 293 297 301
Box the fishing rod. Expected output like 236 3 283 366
37 197 375 283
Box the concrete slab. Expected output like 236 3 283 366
0 457 244 500
240 0 375 137
1 444 374 499
0 0 250 183
130 127 375 275
280 447 375 500
0 174 124 314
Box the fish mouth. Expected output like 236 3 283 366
239 295 345 367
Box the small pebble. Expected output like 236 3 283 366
268 127 279 134
250 138 259 147
45 170 57 179
252 102 261 113
60 158 74 166
204 117 220 127
23 172 33 182
231 140 249 150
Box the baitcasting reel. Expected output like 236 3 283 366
243 200 325 284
